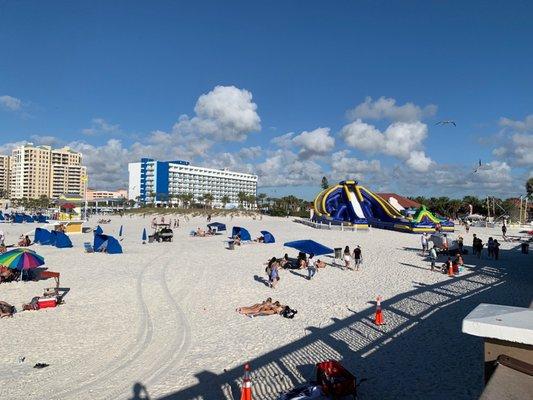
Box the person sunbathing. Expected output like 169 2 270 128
236 297 273 315
233 234 241 246
315 258 327 268
254 236 265 243
18 235 31 247
196 227 206 237
0 266 17 283
241 301 284 317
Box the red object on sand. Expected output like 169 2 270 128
316 360 357 397
37 297 57 309
240 363 252 400
374 296 384 325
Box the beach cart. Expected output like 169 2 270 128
316 360 357 399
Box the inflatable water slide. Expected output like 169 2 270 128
313 180 454 233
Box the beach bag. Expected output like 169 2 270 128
277 384 323 399
281 306 297 319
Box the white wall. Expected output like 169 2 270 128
128 162 141 200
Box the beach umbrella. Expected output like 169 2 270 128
119 225 123 237
0 248 45 272
284 240 333 256
61 203 76 209
142 228 147 243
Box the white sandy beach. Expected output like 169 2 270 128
0 215 531 400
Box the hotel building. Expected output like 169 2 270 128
3 144 87 199
128 158 257 207
0 155 10 198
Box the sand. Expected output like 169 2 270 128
0 215 531 400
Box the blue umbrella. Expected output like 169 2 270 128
119 225 123 237
284 240 333 256
260 230 275 243
142 228 147 243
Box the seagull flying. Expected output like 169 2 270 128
435 120 456 127
473 159 482 173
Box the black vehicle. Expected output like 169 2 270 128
151 226 173 242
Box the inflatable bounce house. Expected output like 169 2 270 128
313 180 454 233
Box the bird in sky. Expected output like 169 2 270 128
435 120 456 126
473 159 482 173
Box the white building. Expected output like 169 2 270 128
128 158 257 208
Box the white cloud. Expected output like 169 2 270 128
82 118 120 136
270 132 295 148
292 127 335 159
0 95 23 111
255 149 323 187
347 96 437 122
499 115 533 132
406 151 433 172
340 119 382 152
330 150 381 180
172 85 260 141
341 119 433 171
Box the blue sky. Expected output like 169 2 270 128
1 1 532 199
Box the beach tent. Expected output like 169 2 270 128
0 212 4 221
23 215 34 223
231 226 251 241
13 214 23 223
142 228 147 243
52 231 73 248
207 222 226 232
284 240 333 256
34 228 52 245
260 230 275 244
94 225 103 235
36 215 48 223
93 233 123 254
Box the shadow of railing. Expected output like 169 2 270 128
153 245 530 400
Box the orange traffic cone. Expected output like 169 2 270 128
448 263 454 277
240 363 252 400
374 296 384 325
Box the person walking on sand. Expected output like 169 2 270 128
502 223 507 240
472 234 478 257
487 237 494 258
421 233 428 254
429 245 437 271
307 253 317 280
343 246 352 270
465 220 470 233
353 245 362 271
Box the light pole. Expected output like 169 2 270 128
82 174 88 221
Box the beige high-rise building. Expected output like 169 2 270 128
6 143 87 199
0 155 10 198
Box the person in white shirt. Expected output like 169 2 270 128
421 233 428 254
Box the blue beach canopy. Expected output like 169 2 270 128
142 228 147 242
93 233 123 254
52 231 73 248
284 240 334 256
34 228 52 245
231 226 251 241
94 225 103 235
260 230 275 244
207 222 226 231
13 214 23 223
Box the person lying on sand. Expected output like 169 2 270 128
236 297 273 315
237 300 284 317
22 296 41 311
254 236 265 243
195 227 206 237
0 266 18 283
0 301 15 318
233 234 241 246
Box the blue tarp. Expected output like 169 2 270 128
208 222 226 232
94 225 103 235
93 233 123 254
0 213 4 221
52 231 73 248
23 215 34 223
260 230 275 244
284 240 334 256
231 226 251 241
34 228 52 245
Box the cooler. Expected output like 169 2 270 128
38 297 57 309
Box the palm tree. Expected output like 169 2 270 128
221 195 230 209
181 193 194 209
321 176 329 190
202 193 214 209
527 177 533 198
237 191 248 209
256 193 267 209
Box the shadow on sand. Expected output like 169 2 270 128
138 245 531 400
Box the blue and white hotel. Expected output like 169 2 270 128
128 158 258 207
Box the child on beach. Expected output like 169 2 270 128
429 246 437 271
421 233 428 254
307 253 316 280
493 240 500 260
